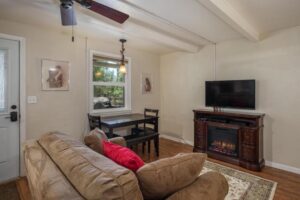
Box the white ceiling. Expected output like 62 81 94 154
228 0 300 35
0 0 300 54
121 0 241 42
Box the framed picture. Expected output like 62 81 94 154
41 59 70 91
141 73 153 94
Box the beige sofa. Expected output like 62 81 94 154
24 132 228 200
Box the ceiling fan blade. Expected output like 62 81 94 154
75 0 129 24
60 1 77 26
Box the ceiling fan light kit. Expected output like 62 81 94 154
60 0 77 26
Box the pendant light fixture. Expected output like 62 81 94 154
119 39 127 74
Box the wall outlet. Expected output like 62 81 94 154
27 96 37 104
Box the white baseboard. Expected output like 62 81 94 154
160 134 184 143
160 134 300 175
159 134 193 146
265 160 300 175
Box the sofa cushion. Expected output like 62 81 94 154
103 141 144 172
38 132 143 200
166 172 229 200
84 134 104 154
87 128 108 141
84 135 127 155
24 142 84 200
136 153 206 200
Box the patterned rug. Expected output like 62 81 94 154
202 161 277 200
0 181 20 200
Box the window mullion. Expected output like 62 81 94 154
93 82 125 87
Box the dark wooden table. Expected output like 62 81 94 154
101 113 159 138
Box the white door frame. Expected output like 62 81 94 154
0 33 26 177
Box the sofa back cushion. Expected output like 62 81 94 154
38 132 143 200
84 134 104 154
136 153 206 200
24 142 84 200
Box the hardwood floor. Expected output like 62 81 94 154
16 138 300 200
138 138 300 200
16 177 31 200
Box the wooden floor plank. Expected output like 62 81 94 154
16 177 31 200
16 138 300 200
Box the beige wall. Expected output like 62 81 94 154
160 47 214 142
160 26 300 169
0 19 160 140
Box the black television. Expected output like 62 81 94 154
205 80 255 109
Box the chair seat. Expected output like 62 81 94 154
125 131 158 139
124 132 158 145
131 127 156 134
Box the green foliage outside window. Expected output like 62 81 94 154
93 63 126 109
93 65 125 82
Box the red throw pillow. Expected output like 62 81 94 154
103 141 144 172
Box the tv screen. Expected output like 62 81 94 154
205 80 255 109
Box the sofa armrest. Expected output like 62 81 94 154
109 137 127 147
166 171 229 200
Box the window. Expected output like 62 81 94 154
90 51 131 114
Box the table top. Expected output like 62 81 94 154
101 113 158 127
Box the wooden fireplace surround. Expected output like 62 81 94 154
193 109 265 171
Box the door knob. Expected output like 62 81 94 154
11 105 17 110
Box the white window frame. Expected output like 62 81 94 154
89 50 131 116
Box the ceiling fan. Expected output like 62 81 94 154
60 0 130 26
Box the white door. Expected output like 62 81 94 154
0 38 20 183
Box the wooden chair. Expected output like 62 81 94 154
127 108 159 156
87 114 102 131
87 114 118 138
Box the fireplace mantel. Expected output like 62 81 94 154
193 109 265 171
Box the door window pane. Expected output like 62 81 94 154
93 85 125 109
0 50 7 112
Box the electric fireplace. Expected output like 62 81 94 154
193 110 265 171
207 125 239 157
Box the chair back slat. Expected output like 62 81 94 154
144 108 159 130
144 108 159 117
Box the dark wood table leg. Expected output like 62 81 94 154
148 141 151 154
108 128 114 138
154 118 159 157
154 135 159 157
154 118 159 133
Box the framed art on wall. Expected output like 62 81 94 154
41 59 70 91
141 73 152 94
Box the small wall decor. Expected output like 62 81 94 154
41 59 70 91
141 73 152 94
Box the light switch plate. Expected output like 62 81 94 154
27 96 37 104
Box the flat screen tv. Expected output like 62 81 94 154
205 80 255 109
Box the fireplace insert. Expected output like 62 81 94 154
207 126 239 157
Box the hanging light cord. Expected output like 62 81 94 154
71 3 75 43
72 25 74 42
121 42 125 64
214 43 217 81
120 39 126 65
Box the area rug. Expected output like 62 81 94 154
0 181 20 200
202 161 277 200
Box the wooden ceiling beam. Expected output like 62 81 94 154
197 0 260 41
